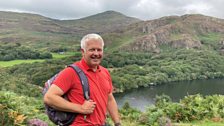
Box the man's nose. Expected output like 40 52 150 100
93 49 100 54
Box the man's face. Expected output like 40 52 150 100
82 39 103 69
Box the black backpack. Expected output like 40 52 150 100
42 64 90 126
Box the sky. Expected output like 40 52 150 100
0 0 223 20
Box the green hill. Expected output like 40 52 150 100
0 11 141 52
56 10 141 33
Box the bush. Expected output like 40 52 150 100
138 94 224 125
0 91 52 125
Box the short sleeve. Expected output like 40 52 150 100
53 67 76 94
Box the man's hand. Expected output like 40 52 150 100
114 122 121 126
81 100 96 114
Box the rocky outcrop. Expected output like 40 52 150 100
142 16 180 33
121 14 224 53
219 40 224 46
170 34 201 49
181 14 224 34
219 40 224 55
127 34 159 52
220 49 224 55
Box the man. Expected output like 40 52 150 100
44 33 121 126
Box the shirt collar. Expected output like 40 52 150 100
80 58 101 72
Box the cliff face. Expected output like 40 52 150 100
122 14 224 53
220 40 224 55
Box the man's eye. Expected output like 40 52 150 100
88 48 103 52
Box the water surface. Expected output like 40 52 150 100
114 79 224 111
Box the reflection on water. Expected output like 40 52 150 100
114 79 224 111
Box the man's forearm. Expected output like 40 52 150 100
107 95 120 124
44 94 82 113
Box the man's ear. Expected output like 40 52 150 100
81 48 85 55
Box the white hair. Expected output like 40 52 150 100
80 33 104 51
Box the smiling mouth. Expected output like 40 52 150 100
91 58 100 62
91 55 102 59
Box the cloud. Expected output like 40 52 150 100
0 0 102 19
0 0 223 20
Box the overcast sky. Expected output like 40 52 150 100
0 0 223 20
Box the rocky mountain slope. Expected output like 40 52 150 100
121 14 224 53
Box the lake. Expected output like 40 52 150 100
114 78 224 111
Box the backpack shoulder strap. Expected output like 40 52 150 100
68 64 90 100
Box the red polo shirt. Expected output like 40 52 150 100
53 58 113 126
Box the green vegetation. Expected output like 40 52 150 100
102 49 224 92
103 33 135 51
198 32 223 50
0 68 42 97
0 52 77 67
1 90 223 126
0 91 53 126
2 48 224 92
0 44 52 61
109 94 224 126
138 94 224 125
185 120 224 126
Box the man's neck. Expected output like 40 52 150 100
92 68 97 72
90 65 98 72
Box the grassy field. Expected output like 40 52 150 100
0 59 45 67
51 52 78 58
0 52 77 67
